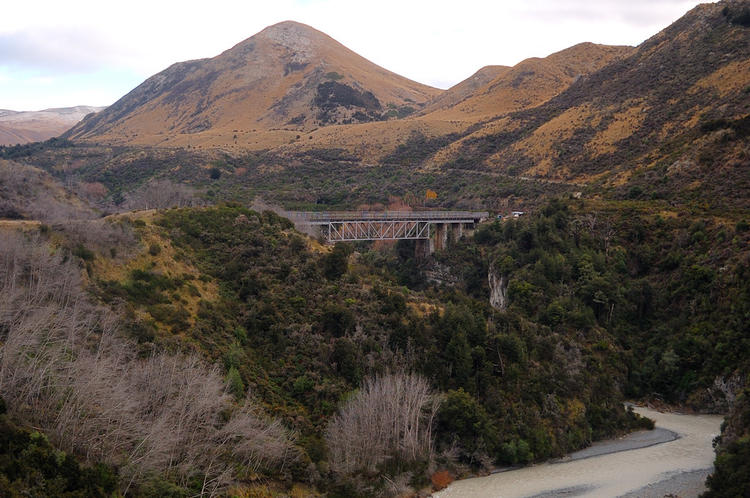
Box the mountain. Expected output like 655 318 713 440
62 25 630 159
64 21 440 148
248 41 630 162
419 65 510 114
426 0 750 201
0 106 103 145
420 43 633 121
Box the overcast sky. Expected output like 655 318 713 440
1 0 709 110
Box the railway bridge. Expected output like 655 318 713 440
289 210 488 255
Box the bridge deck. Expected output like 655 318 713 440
290 210 488 225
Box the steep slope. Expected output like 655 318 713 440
420 65 510 114
271 43 630 162
0 159 95 221
65 21 440 148
433 0 750 202
0 106 103 145
422 43 633 122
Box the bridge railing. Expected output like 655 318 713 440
289 210 489 223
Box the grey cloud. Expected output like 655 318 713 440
0 28 123 74
515 0 700 26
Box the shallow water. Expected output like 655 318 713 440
435 407 723 498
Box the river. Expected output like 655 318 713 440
435 406 723 498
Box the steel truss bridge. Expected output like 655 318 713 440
289 211 488 252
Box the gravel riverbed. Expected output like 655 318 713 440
435 406 722 498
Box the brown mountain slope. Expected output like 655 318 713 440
422 43 634 122
427 0 750 201
0 106 103 145
272 43 631 162
0 159 95 220
0 124 42 146
65 21 440 148
419 65 510 114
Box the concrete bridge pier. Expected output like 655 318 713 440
434 223 449 251
451 223 464 242
415 239 432 259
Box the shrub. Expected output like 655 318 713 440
430 470 454 491
226 366 245 399
73 243 95 261
436 389 498 462
323 243 353 280
326 372 440 475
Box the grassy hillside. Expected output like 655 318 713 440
64 22 439 150
433 1 750 201
0 178 747 495
28 203 646 494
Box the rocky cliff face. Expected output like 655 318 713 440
488 266 508 311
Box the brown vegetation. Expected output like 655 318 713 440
0 159 95 221
430 470 454 491
325 372 440 476
123 178 204 210
0 232 295 495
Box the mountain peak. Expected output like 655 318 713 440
253 21 324 62
264 20 318 31
64 21 440 146
257 20 326 49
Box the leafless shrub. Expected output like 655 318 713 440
0 159 95 221
382 472 414 497
76 181 109 202
56 218 137 258
0 232 295 495
123 179 204 211
325 372 440 475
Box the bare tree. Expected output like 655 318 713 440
0 232 295 496
0 159 95 221
325 372 441 475
123 179 204 211
56 218 137 259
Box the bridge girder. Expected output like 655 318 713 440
288 210 488 245
325 220 432 242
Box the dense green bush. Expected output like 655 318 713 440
436 389 498 462
704 388 750 497
0 400 118 497
72 201 748 492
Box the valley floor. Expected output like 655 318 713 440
436 406 722 498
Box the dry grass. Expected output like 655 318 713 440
586 102 648 157
92 212 220 330
690 59 750 98
71 22 439 151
